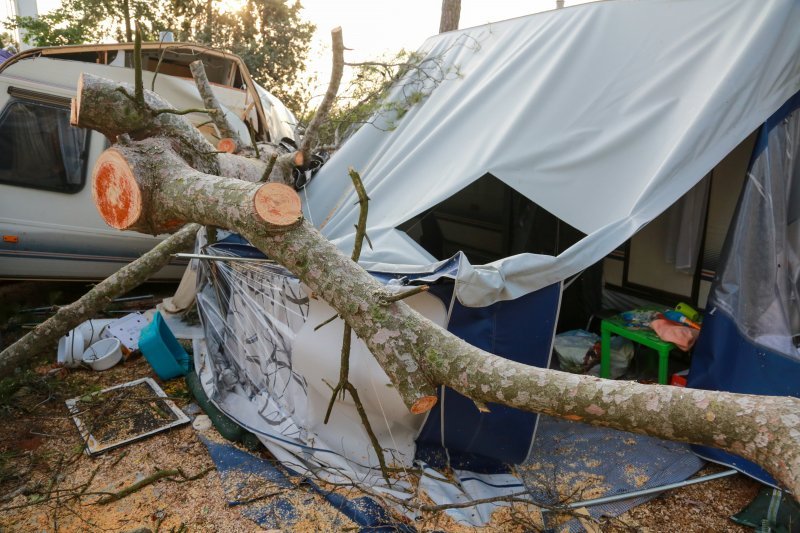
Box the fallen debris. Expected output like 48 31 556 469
66 377 190 455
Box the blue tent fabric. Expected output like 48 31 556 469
199 435 301 528
688 315 800 488
521 416 704 532
415 282 561 473
199 435 415 531
687 90 800 487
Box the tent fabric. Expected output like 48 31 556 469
415 281 561 472
199 434 413 531
304 0 800 307
688 89 800 488
191 236 563 525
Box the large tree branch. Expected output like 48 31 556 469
88 138 800 496
0 224 201 374
73 76 275 185
92 138 437 411
92 143 301 235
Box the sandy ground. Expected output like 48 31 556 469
0 354 764 533
0 282 768 532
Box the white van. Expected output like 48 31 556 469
0 43 297 281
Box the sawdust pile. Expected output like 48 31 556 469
0 351 769 532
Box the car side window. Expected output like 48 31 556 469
0 97 89 194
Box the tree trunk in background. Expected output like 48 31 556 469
439 0 461 33
205 0 213 42
122 0 132 43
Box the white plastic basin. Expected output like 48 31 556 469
82 338 123 371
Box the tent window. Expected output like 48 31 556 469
398 174 601 331
398 173 586 264
604 131 758 309
0 97 89 194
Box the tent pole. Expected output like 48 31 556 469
542 469 739 512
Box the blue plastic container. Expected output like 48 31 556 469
138 312 190 380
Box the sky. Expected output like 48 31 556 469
298 1 596 89
2 0 597 88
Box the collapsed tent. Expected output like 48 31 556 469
192 235 560 525
190 0 800 525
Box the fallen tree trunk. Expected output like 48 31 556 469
0 224 200 374
87 136 800 495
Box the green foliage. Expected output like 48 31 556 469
8 0 315 112
9 0 161 46
308 49 460 150
0 31 17 50
160 0 315 111
305 49 419 149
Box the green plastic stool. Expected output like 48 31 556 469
600 317 675 384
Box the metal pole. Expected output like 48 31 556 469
173 253 275 264
542 469 739 512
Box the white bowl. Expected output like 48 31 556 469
82 338 123 371
76 319 114 348
57 329 85 368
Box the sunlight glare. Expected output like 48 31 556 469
217 0 248 14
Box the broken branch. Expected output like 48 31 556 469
299 27 345 165
96 466 213 505
322 170 390 480
379 285 430 305
190 59 245 152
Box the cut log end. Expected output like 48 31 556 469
410 395 438 415
91 148 142 230
217 138 237 154
253 183 303 229
293 151 304 167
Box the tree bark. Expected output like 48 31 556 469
439 0 461 33
92 142 302 235
73 73 220 174
0 224 201 375
87 138 800 495
73 73 304 185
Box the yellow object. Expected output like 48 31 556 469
675 302 700 322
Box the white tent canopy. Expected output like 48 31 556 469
304 0 800 307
